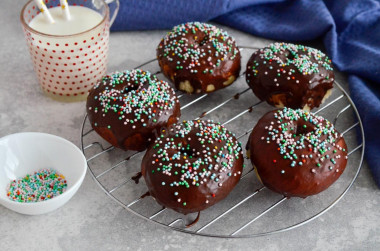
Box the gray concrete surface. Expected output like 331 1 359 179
1 1 379 250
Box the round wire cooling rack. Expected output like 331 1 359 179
80 45 365 238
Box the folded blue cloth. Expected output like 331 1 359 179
112 0 380 187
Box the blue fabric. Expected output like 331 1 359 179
112 0 380 187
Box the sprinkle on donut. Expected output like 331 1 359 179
86 69 181 151
159 22 239 72
247 107 348 197
142 120 244 214
264 108 347 169
90 69 178 127
246 42 334 110
157 22 241 94
248 43 333 77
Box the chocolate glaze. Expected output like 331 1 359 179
246 108 348 198
246 43 334 110
141 120 244 214
157 22 241 94
86 69 181 151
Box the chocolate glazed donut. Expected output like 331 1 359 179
141 120 244 214
157 22 241 94
246 108 348 198
86 69 180 151
246 43 334 110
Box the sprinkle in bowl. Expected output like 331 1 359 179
0 132 87 215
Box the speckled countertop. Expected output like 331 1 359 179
1 1 379 250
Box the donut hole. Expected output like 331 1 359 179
198 35 210 46
286 51 296 60
295 123 314 136
122 83 139 93
180 147 194 157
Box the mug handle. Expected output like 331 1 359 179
105 0 120 26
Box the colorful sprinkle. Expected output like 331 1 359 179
6 169 67 203
253 42 333 74
88 69 179 129
261 108 347 170
158 22 239 74
246 42 334 109
148 120 243 206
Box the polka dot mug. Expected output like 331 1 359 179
21 0 119 102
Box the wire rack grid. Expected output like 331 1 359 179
80 45 365 238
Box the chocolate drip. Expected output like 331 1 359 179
185 211 201 228
140 191 150 199
199 111 207 118
131 172 142 184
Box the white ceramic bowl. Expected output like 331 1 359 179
0 132 87 215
